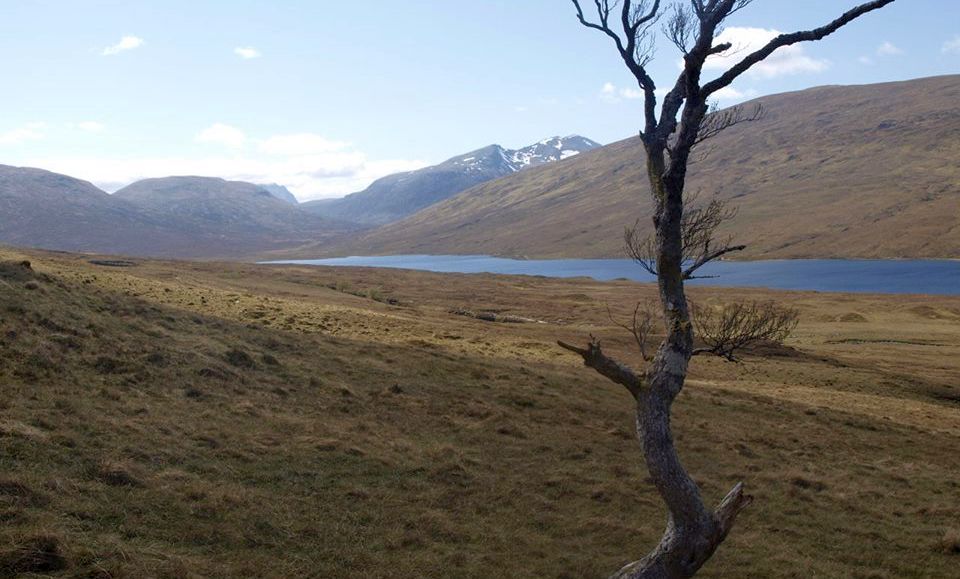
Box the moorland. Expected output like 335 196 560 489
2 245 958 578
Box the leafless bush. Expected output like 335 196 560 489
692 301 799 361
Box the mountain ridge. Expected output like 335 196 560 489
300 135 600 225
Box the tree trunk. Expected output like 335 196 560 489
611 169 751 579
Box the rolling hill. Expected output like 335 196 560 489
0 165 188 256
311 75 960 260
0 172 353 258
300 136 600 226
113 176 347 245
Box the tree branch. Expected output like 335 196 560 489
692 103 765 148
683 244 746 279
572 0 662 135
703 0 897 96
714 481 754 539
558 337 644 398
608 301 658 361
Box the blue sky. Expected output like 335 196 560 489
1 0 957 200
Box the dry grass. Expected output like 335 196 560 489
1 247 959 577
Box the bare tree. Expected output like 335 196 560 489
560 1 897 577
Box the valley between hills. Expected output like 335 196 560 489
1 246 959 577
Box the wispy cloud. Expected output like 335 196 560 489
102 35 144 56
711 86 759 104
876 41 903 56
75 121 105 133
0 122 46 145
943 35 960 54
705 27 829 78
600 82 644 103
234 47 262 59
195 123 247 149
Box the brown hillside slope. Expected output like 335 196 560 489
313 75 960 260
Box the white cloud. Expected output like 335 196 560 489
943 35 960 54
75 121 105 133
858 56 875 66
234 46 261 59
600 83 645 103
0 122 45 146
196 123 247 149
876 41 902 56
102 35 144 56
711 86 759 104
26 125 426 201
705 27 829 78
28 154 428 201
258 133 350 156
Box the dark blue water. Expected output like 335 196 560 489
264 255 960 295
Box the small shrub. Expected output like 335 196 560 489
366 287 384 302
789 475 827 492
94 461 144 488
184 387 205 399
93 356 126 375
261 353 280 366
225 348 256 369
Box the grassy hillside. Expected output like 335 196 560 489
1 247 959 577
306 75 960 260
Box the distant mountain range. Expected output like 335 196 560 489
300 136 600 225
306 75 960 261
0 135 597 258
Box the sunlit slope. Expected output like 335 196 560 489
319 75 960 259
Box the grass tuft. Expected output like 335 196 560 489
225 347 256 369
0 534 69 577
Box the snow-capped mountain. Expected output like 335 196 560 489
447 136 601 174
301 135 600 226
507 135 602 169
